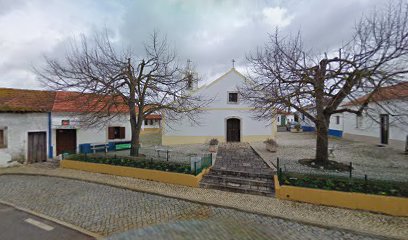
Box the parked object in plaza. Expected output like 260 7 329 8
264 138 277 152
209 138 219 153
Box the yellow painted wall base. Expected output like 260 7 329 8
140 128 161 135
61 160 209 188
162 135 272 145
274 175 408 217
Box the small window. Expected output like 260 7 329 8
228 92 238 103
108 127 125 139
335 116 340 125
144 119 148 126
356 116 363 128
0 129 5 148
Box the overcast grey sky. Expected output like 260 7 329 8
0 0 389 89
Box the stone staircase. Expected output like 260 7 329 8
200 143 275 196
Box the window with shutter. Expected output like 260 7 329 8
108 127 115 139
119 127 125 139
0 129 4 148
108 127 126 139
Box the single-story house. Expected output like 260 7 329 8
0 88 161 162
342 82 408 150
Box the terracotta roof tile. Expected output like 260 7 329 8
0 88 162 120
0 88 56 112
343 82 408 106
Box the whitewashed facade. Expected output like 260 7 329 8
0 113 50 162
162 68 276 145
343 100 408 150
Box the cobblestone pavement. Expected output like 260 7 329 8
251 132 408 181
0 175 388 239
0 167 406 239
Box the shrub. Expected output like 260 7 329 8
263 138 277 145
67 154 193 175
280 172 408 197
209 138 219 145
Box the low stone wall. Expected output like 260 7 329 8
61 160 209 187
274 175 408 217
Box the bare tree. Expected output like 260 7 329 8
241 1 408 164
37 31 208 156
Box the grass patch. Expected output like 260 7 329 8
67 154 192 175
280 172 408 197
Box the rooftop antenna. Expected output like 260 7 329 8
232 59 235 68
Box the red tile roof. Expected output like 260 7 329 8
52 91 129 113
0 88 56 112
343 82 408 106
0 88 162 120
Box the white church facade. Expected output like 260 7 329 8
162 68 277 145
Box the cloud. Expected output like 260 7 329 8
0 0 398 89
262 7 294 28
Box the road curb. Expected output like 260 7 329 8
0 199 103 239
0 171 403 240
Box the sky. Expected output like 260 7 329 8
0 0 388 89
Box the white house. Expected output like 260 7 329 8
162 68 276 145
0 89 55 163
0 88 162 162
342 82 408 150
298 110 344 137
276 112 295 127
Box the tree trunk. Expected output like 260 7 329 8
129 103 143 157
315 116 330 163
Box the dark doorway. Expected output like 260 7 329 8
27 132 47 163
226 118 240 142
380 114 389 145
56 129 77 155
280 115 286 127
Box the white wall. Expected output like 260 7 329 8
343 100 408 148
164 69 274 141
0 113 49 161
298 112 344 131
51 113 133 156
277 114 295 126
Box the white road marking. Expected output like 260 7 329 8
24 218 54 231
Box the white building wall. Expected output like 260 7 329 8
0 113 49 161
343 100 408 149
51 112 133 156
163 69 275 144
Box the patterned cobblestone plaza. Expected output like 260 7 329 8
0 175 389 239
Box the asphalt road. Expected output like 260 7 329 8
0 203 94 240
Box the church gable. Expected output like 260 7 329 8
196 69 249 109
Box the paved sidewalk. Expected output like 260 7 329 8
0 175 390 239
0 166 406 239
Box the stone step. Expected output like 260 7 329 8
209 168 274 179
203 173 274 187
202 176 274 190
199 181 274 197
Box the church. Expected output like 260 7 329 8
162 68 276 145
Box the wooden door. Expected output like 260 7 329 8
27 132 47 163
380 114 389 145
280 115 286 126
56 129 77 155
227 118 240 142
